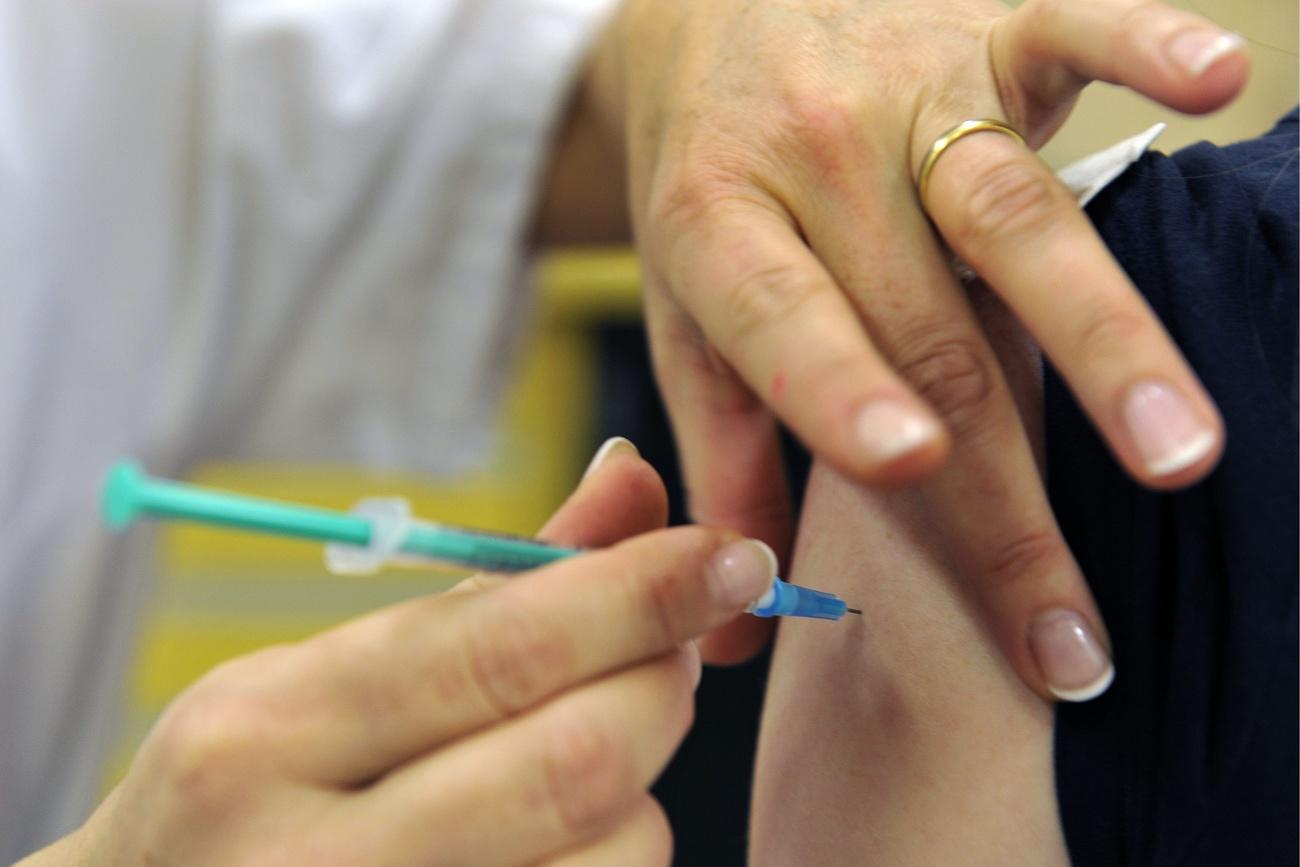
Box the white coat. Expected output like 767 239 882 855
0 0 613 857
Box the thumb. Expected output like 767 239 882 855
994 0 1249 140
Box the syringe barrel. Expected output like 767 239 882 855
399 522 577 573
325 497 581 575
747 578 847 620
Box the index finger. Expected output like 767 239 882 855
275 527 777 784
652 198 949 485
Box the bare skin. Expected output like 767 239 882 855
14 1 1253 861
752 465 1068 865
751 299 1067 864
21 444 776 867
537 0 1245 701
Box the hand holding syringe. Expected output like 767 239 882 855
103 460 861 621
63 443 820 864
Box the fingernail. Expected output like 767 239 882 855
708 539 778 608
854 401 940 466
1123 380 1216 476
582 436 638 481
1166 29 1245 77
1029 609 1114 702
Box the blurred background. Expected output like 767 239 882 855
109 2 1295 863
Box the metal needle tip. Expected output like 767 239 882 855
846 607 862 615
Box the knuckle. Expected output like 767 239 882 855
897 338 997 436
151 686 261 815
779 90 863 179
977 527 1069 594
1106 1 1197 89
312 622 413 720
720 261 826 350
647 165 749 235
951 155 1060 246
464 595 575 716
540 714 632 834
639 565 688 650
1072 306 1150 366
786 90 857 143
615 529 723 645
1115 0 1169 37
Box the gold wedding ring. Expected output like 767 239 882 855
917 118 1026 208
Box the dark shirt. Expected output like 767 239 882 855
1050 109 1299 866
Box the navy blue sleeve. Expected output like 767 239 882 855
1048 110 1298 867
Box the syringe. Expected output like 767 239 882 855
103 461 861 621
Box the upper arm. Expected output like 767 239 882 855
750 301 1067 866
